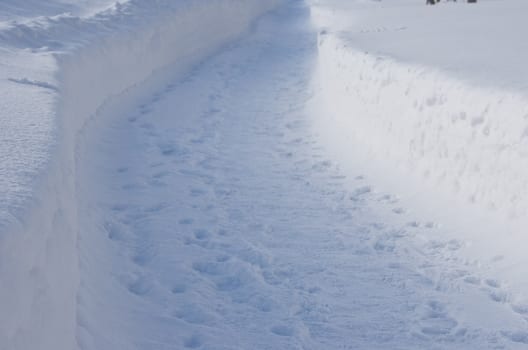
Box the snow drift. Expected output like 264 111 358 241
0 1 279 349
308 0 528 328
315 32 528 226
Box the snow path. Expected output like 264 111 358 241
79 2 528 349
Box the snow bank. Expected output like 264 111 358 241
0 1 279 349
308 0 528 327
315 32 528 225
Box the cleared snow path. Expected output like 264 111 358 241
79 2 528 349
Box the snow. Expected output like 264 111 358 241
0 0 117 22
0 0 279 349
76 2 528 348
2 0 528 349
310 0 528 291
310 0 528 91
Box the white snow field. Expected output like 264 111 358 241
2 0 528 349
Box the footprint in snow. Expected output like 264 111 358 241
407 221 420 228
491 255 505 262
352 186 371 198
171 283 187 294
127 276 154 296
446 239 462 251
463 275 481 285
189 138 205 144
132 245 157 267
111 203 129 212
179 218 193 225
392 207 406 214
139 122 154 130
104 221 129 241
149 161 164 168
235 245 270 269
417 300 458 338
485 279 501 288
251 296 275 312
190 188 207 197
159 145 176 156
378 193 399 204
151 93 162 103
139 109 152 117
183 334 203 349
216 254 230 263
502 330 528 345
208 107 222 115
511 303 528 318
425 221 436 229
489 290 508 303
307 286 321 294
271 324 294 337
192 261 224 276
373 239 395 252
152 170 170 179
311 160 332 172
173 304 213 325
121 183 143 191
193 229 210 240
215 275 244 292
147 179 167 188
144 202 169 213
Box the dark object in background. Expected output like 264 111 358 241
427 0 476 4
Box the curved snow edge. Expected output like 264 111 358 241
0 1 280 349
315 32 528 227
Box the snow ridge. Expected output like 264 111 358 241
316 32 528 224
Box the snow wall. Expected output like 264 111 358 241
0 1 279 349
315 32 528 226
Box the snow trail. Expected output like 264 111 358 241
79 1 528 349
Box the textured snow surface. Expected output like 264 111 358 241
2 0 528 349
0 0 119 21
78 2 528 348
0 1 279 349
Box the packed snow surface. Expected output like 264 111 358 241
2 0 528 349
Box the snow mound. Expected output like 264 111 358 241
316 33 528 221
